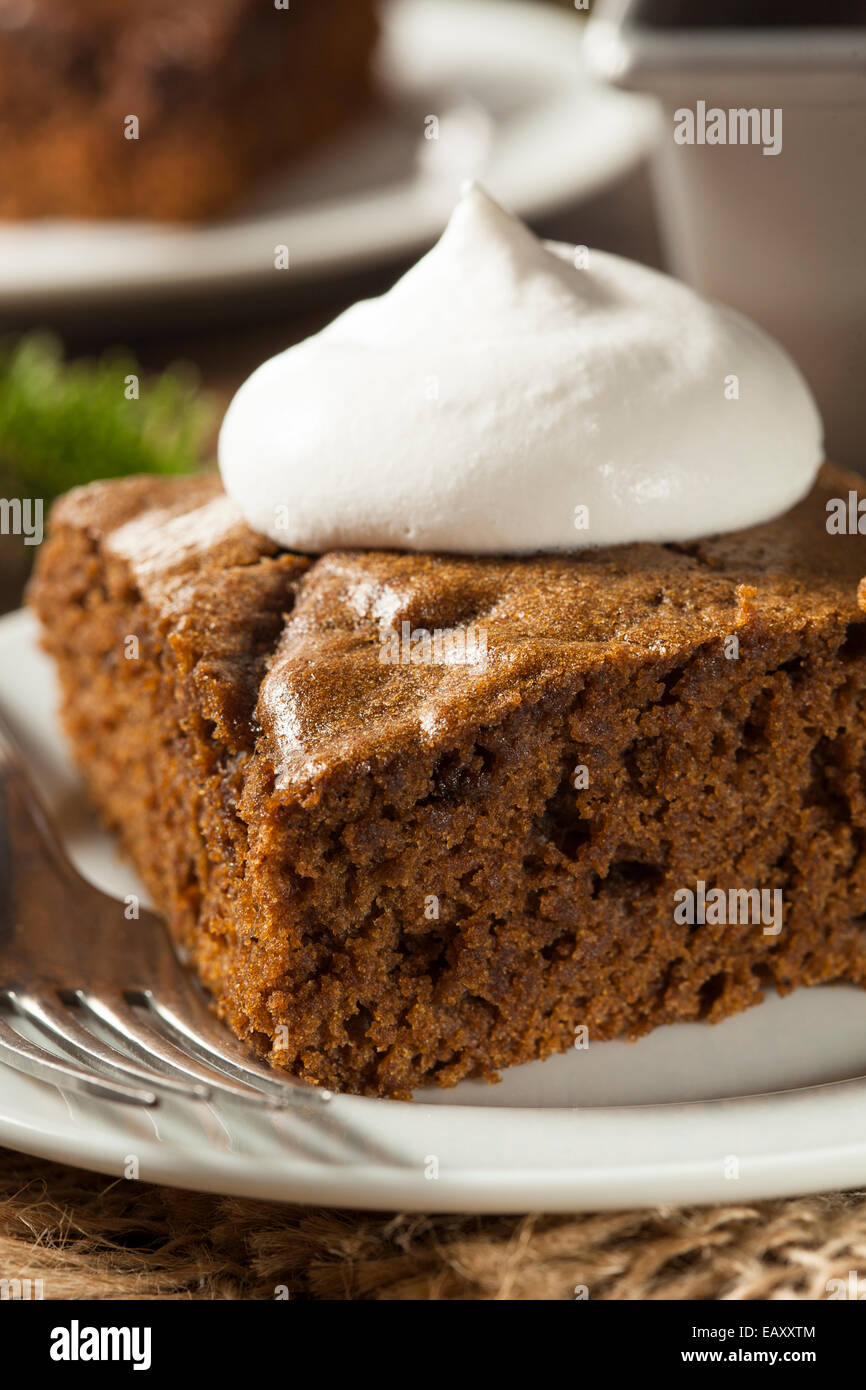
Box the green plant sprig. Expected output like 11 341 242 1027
0 334 214 505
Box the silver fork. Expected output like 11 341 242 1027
0 702 395 1162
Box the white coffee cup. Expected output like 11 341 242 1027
585 6 866 470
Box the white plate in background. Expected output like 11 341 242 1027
1 607 866 1212
0 0 660 309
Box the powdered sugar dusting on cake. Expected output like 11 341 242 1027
109 493 248 582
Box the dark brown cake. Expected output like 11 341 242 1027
29 464 866 1097
0 0 379 221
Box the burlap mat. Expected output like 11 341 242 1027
2 1148 865 1299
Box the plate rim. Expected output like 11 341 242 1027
3 1076 866 1212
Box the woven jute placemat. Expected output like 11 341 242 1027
2 1147 865 1300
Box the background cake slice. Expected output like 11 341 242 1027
0 0 380 221
30 463 866 1097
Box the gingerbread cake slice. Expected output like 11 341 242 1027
0 0 380 221
30 463 866 1097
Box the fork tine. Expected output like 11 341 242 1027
146 991 412 1165
144 992 406 1164
142 992 329 1106
0 1012 157 1107
75 991 289 1108
7 990 211 1102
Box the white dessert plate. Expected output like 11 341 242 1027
2 606 866 1212
0 0 660 310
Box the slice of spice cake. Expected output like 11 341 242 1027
30 463 866 1097
0 0 380 220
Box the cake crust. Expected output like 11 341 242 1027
30 464 866 1096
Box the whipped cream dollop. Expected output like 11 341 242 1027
219 185 823 553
